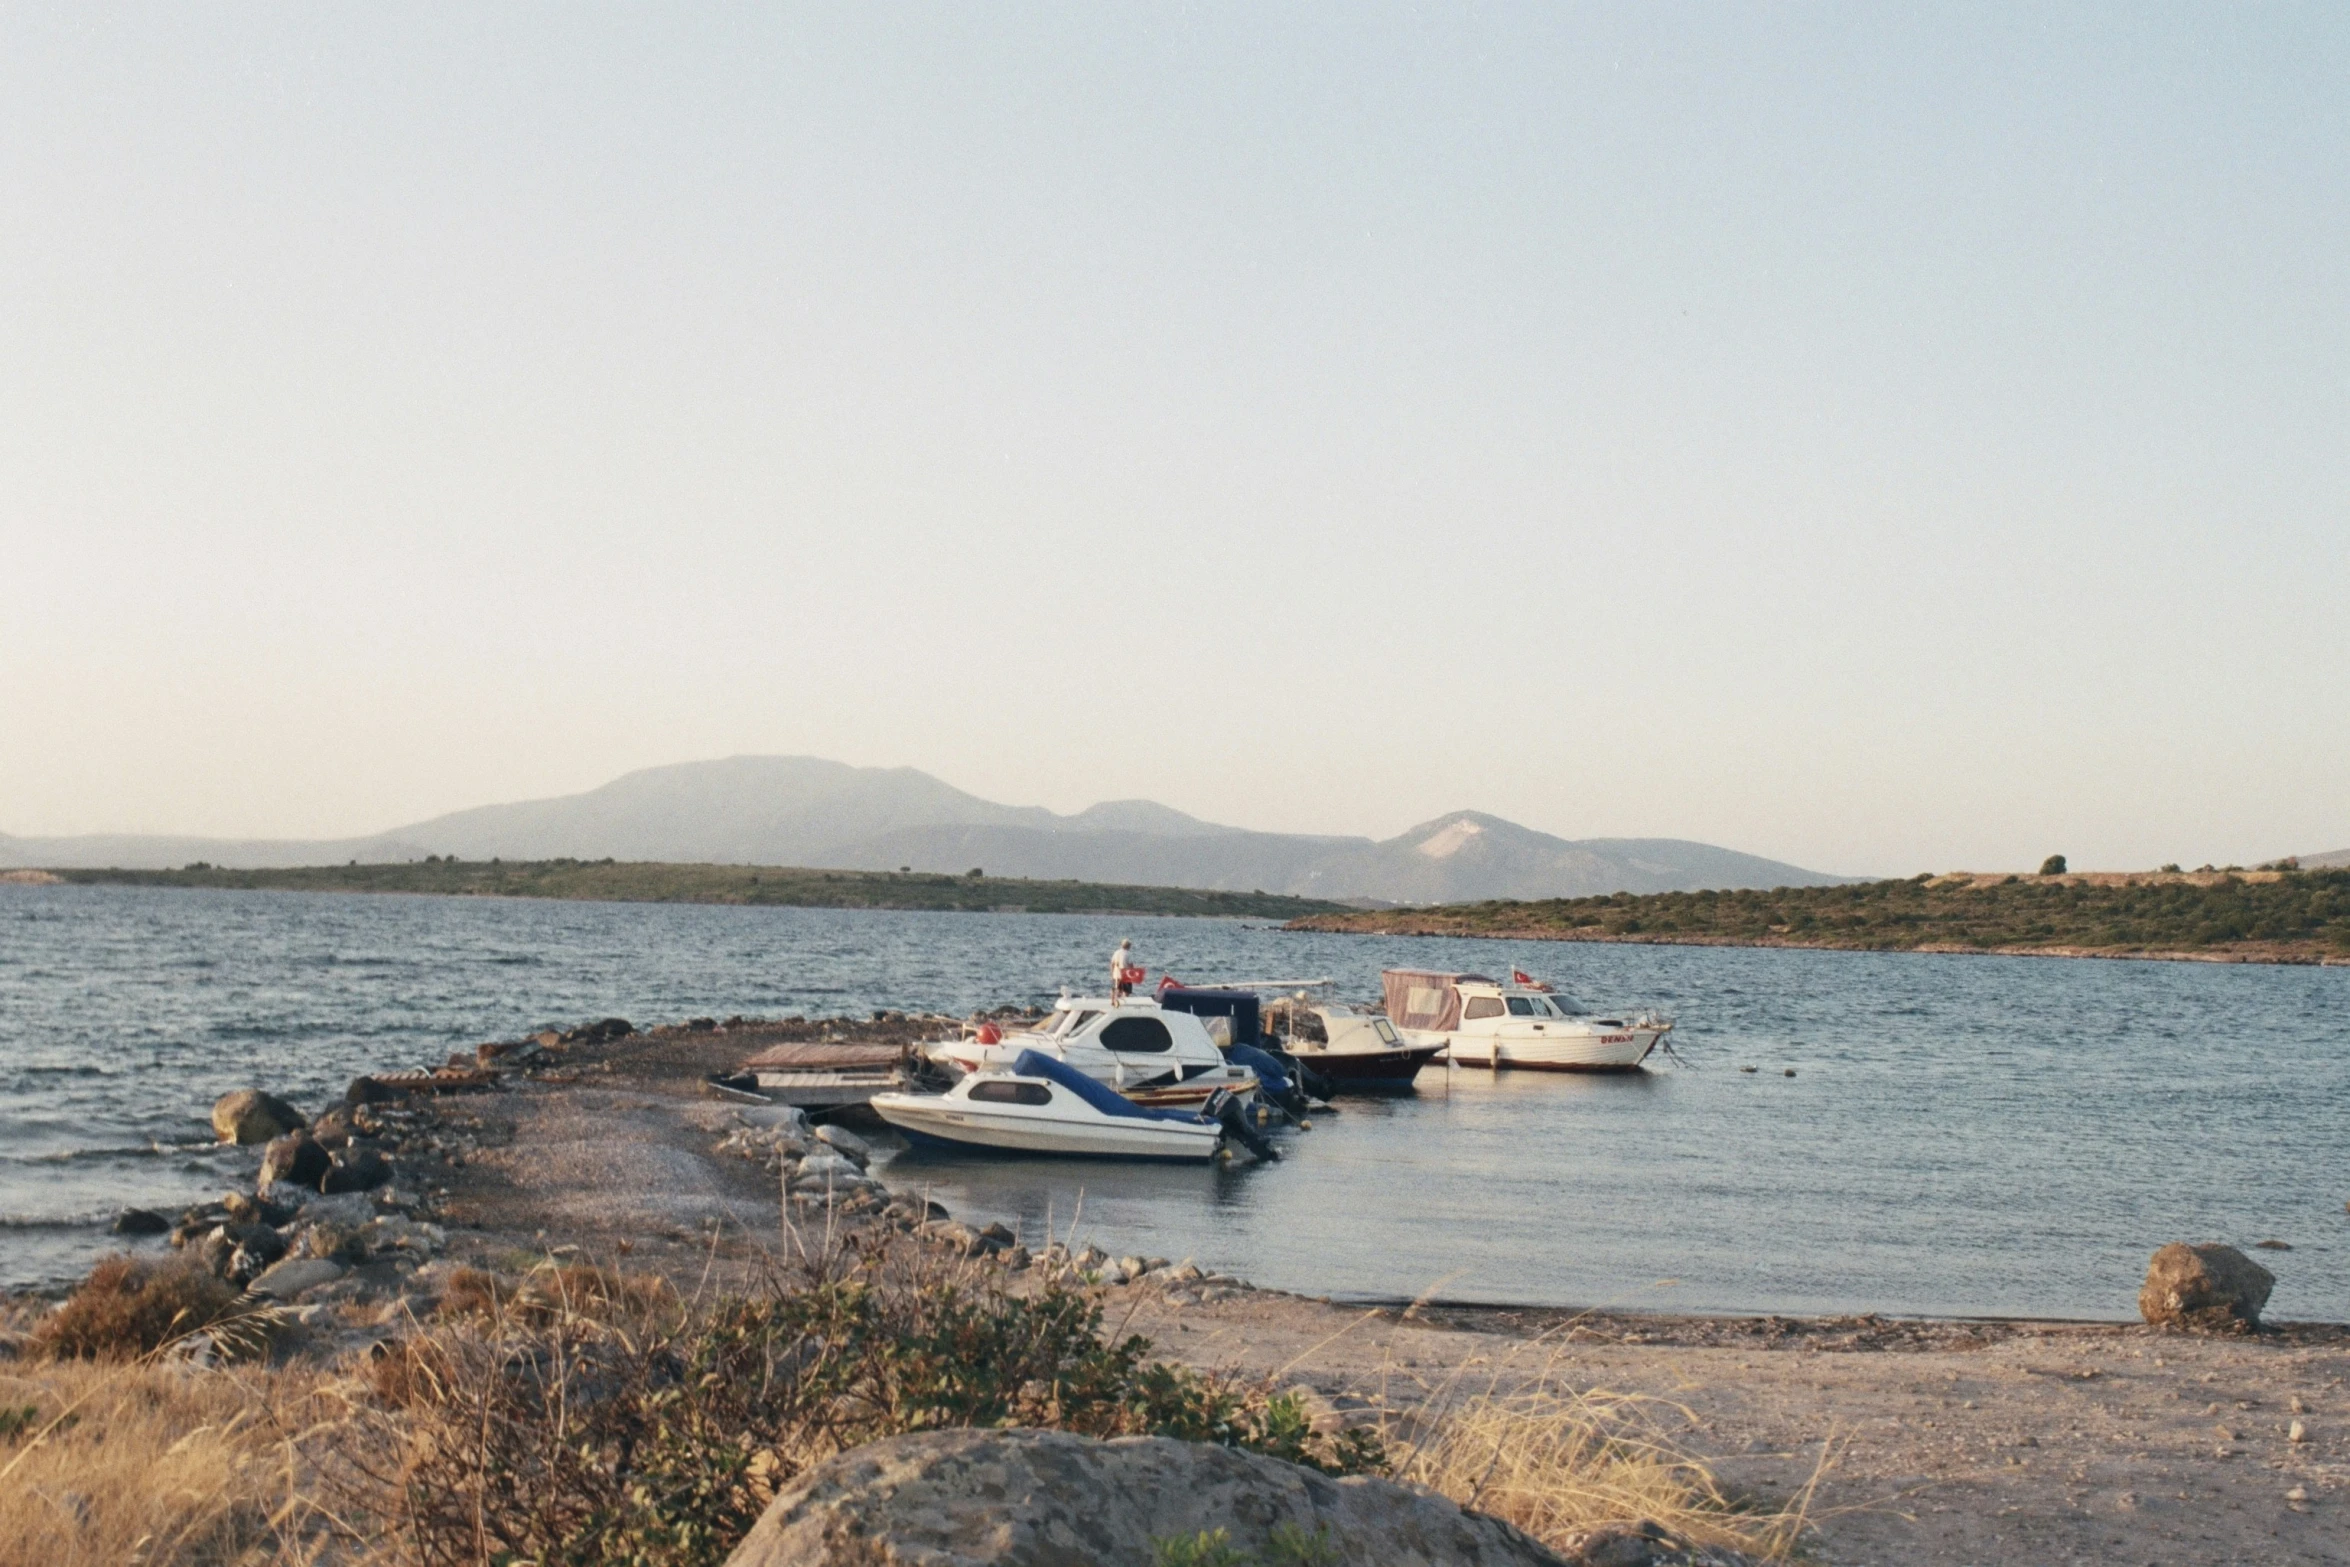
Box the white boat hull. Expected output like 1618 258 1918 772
872 1093 1223 1161
1419 1023 1668 1072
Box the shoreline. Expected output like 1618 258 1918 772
12 1013 2347 1563
1283 921 2350 967
1287 864 2350 968
11 862 1344 920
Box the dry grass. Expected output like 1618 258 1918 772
0 1357 340 1567
1386 1339 1822 1563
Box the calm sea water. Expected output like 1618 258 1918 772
3 884 2344 1319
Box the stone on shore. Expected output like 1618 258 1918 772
720 1428 1568 1567
211 1088 306 1145
321 1144 392 1193
111 1207 171 1235
2139 1243 2274 1333
259 1130 332 1193
791 1149 868 1189
812 1123 872 1166
248 1257 347 1299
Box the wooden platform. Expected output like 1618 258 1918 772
738 1041 905 1071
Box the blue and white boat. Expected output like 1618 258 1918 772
873 1049 1245 1161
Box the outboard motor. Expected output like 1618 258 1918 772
1281 1055 1336 1105
1227 1043 1313 1120
1201 1088 1279 1162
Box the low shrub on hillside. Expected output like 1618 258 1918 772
343 1246 1380 1567
30 1254 266 1362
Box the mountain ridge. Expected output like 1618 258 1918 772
0 753 1856 900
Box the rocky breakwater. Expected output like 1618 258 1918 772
117 1090 452 1309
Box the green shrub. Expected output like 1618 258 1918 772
365 1254 1382 1567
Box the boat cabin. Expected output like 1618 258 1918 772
935 993 1248 1100
1381 969 1588 1030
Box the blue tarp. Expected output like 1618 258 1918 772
1225 1043 1295 1098
1009 1049 1209 1124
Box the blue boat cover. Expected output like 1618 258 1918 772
1009 1049 1209 1125
1224 1043 1294 1098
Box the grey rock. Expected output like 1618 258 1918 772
812 1123 872 1165
2140 1243 2275 1333
307 1107 358 1149
201 1221 286 1282
220 1191 296 1226
791 1149 868 1188
211 1088 306 1145
738 1104 814 1136
248 1258 348 1299
927 1220 991 1257
288 1190 378 1228
111 1208 171 1236
321 1144 392 1194
259 1131 331 1194
721 1428 1567 1567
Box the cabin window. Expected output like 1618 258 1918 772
1064 1010 1101 1035
1100 1017 1174 1053
1373 1019 1400 1045
1463 997 1505 1020
1505 997 1536 1016
968 1080 1053 1106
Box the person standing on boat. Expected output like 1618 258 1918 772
1111 938 1138 999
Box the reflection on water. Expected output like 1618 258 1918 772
3 883 2346 1318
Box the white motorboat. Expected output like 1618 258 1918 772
1261 995 1447 1090
926 994 1259 1109
1384 969 1672 1072
873 1050 1231 1161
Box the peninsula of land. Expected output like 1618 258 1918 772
7 1010 2340 1567
1288 866 2350 965
32 859 1345 920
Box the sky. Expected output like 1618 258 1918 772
2 4 2344 875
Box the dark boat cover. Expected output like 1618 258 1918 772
1009 1049 1207 1124
1155 986 1264 1046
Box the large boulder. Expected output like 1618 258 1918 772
2139 1243 2275 1332
321 1144 392 1193
211 1089 306 1145
722 1428 1566 1567
259 1131 332 1194
812 1124 872 1166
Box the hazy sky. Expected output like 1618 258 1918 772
4 5 2344 873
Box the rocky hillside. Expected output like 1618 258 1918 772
4 755 1847 900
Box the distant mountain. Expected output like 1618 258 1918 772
1 755 1852 900
2301 848 2350 869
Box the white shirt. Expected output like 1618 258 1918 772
1112 946 1134 974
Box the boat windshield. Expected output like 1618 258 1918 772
1505 996 1536 1016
